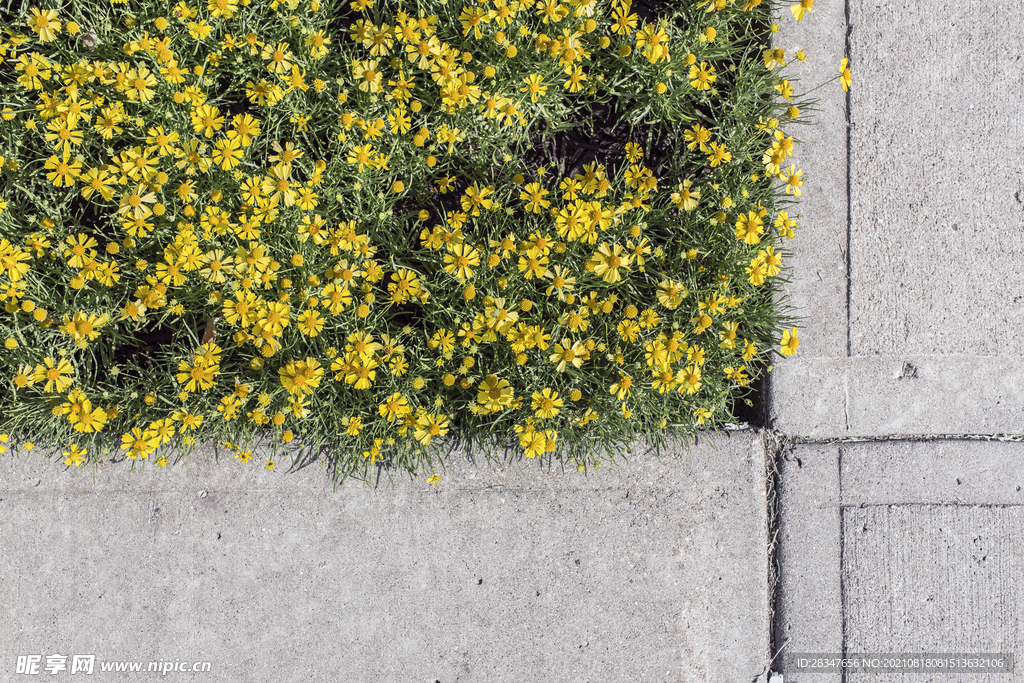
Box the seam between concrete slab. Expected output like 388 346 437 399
845 0 853 360
757 427 792 683
791 434 1024 444
762 429 783 679
841 503 1024 509
838 446 848 683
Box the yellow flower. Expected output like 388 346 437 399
519 428 546 459
176 355 218 392
670 179 700 211
443 243 481 281
68 399 108 433
414 412 449 445
62 444 87 467
591 242 631 284
781 165 804 197
347 144 375 172
746 258 767 286
278 356 324 397
656 279 687 310
28 7 62 43
549 337 585 372
791 0 813 21
0 240 31 281
227 113 261 147
689 61 716 91
118 184 158 220
44 151 83 188
297 309 325 337
779 327 800 355
635 24 670 63
706 141 732 167
125 66 158 103
520 74 547 102
191 103 225 138
262 40 294 75
147 418 176 445
676 364 703 395
173 410 205 431
609 373 633 400
761 246 783 276
208 0 240 19
343 415 364 437
222 290 259 327
743 339 759 361
840 58 852 92
33 356 75 393
80 166 116 201
531 388 563 419
212 136 244 170
376 393 409 424
735 211 764 245
121 427 160 459
477 374 514 412
59 311 110 349
352 59 383 92
564 65 587 92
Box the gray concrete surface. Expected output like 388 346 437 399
769 0 1024 439
847 0 1024 359
775 440 1024 683
771 2 1024 680
767 0 849 442
0 432 769 682
773 443 842 683
844 504 1022 683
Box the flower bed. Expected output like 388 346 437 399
0 0 841 484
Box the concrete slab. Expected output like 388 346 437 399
0 431 769 682
767 0 850 440
776 441 1024 683
774 443 842 683
843 504 1023 683
769 0 1024 439
847 0 1024 359
770 356 1024 438
769 0 850 360
841 439 1024 506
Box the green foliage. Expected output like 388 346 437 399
0 0 821 485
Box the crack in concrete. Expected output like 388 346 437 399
843 375 851 432
791 433 1024 444
758 426 791 683
845 0 854 362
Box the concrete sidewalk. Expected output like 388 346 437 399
770 0 1024 438
0 432 769 682
770 0 1024 681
